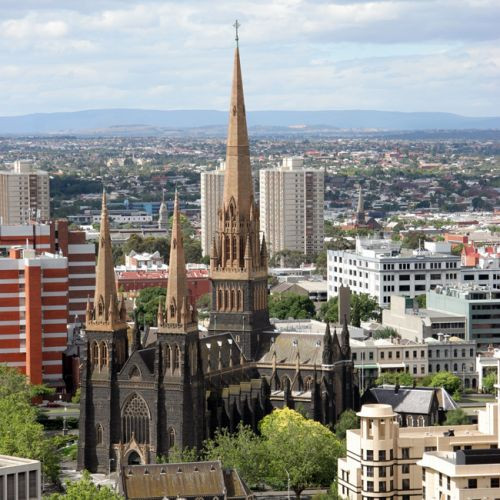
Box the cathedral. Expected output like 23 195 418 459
77 46 357 473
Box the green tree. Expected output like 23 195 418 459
401 232 431 249
0 366 60 484
260 408 344 499
203 424 267 490
269 250 309 268
334 409 360 440
429 372 461 395
157 445 198 464
268 293 316 320
375 372 414 387
444 408 469 426
319 297 339 323
71 388 81 404
319 294 380 325
135 287 167 326
482 372 497 394
372 327 399 340
416 294 426 309
46 470 124 499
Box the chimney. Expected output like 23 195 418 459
394 383 400 394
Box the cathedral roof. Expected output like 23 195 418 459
120 460 252 499
257 332 323 366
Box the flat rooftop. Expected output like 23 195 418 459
0 455 39 469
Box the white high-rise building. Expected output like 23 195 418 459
200 163 225 257
327 239 461 306
0 160 50 224
260 157 324 257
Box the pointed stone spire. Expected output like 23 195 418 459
244 233 252 263
356 186 365 224
332 327 342 361
91 190 123 329
341 313 351 359
322 322 333 365
157 300 164 327
260 234 267 265
163 191 196 331
223 47 254 219
131 311 142 352
158 189 168 230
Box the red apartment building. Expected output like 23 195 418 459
0 248 68 387
0 220 95 323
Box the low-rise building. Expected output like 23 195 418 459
125 251 164 269
0 454 41 500
270 280 328 302
428 285 500 350
382 295 466 342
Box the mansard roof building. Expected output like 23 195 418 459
77 46 357 473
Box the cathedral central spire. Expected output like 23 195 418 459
223 46 254 219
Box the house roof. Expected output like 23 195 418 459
366 386 437 415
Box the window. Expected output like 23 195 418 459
401 448 409 459
381 352 385 359
491 478 499 488
402 478 410 490
379 466 386 477
468 478 477 489
367 481 374 492
366 466 374 477
379 481 386 492
96 424 103 445
366 450 373 461
379 450 386 461
402 464 410 474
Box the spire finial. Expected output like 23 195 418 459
233 19 240 48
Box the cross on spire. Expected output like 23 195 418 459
233 19 240 47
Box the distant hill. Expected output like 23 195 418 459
0 108 499 135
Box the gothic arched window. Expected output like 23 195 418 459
100 342 108 369
122 394 150 444
230 290 235 311
237 290 242 311
224 290 229 311
173 345 180 371
165 344 171 372
167 427 175 450
91 341 99 366
96 424 103 445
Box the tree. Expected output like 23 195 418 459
482 372 497 394
429 372 461 395
334 409 360 440
415 294 426 309
203 424 267 490
375 372 414 387
319 297 339 323
268 293 316 320
269 250 309 268
444 408 469 426
157 445 198 464
372 327 399 340
135 287 167 326
401 232 431 249
0 366 61 484
46 470 124 500
260 408 344 499
319 294 380 325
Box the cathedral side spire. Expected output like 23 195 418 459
163 191 196 331
222 46 254 219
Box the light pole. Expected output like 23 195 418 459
285 468 290 500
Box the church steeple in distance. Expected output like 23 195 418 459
160 191 196 333
87 190 126 330
208 26 271 360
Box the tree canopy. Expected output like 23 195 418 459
429 371 462 395
334 409 360 440
134 286 167 327
269 293 316 320
444 408 469 426
482 372 497 394
372 327 399 340
375 371 414 387
319 293 380 325
260 408 344 499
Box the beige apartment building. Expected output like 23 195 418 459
260 157 324 257
200 164 225 256
0 160 50 224
339 349 500 500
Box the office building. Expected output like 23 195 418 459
260 157 324 257
0 455 41 500
0 221 95 324
200 163 225 256
327 239 460 306
428 285 500 350
0 248 68 387
0 160 49 224
382 296 466 342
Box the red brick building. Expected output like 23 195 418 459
0 248 68 387
116 268 210 302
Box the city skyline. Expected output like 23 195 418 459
0 0 499 117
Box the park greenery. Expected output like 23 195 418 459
375 371 414 387
482 372 497 394
444 408 469 426
372 326 400 340
135 286 167 327
334 409 360 440
269 293 317 320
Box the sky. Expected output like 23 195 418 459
0 0 499 117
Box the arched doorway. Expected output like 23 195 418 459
127 451 141 465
